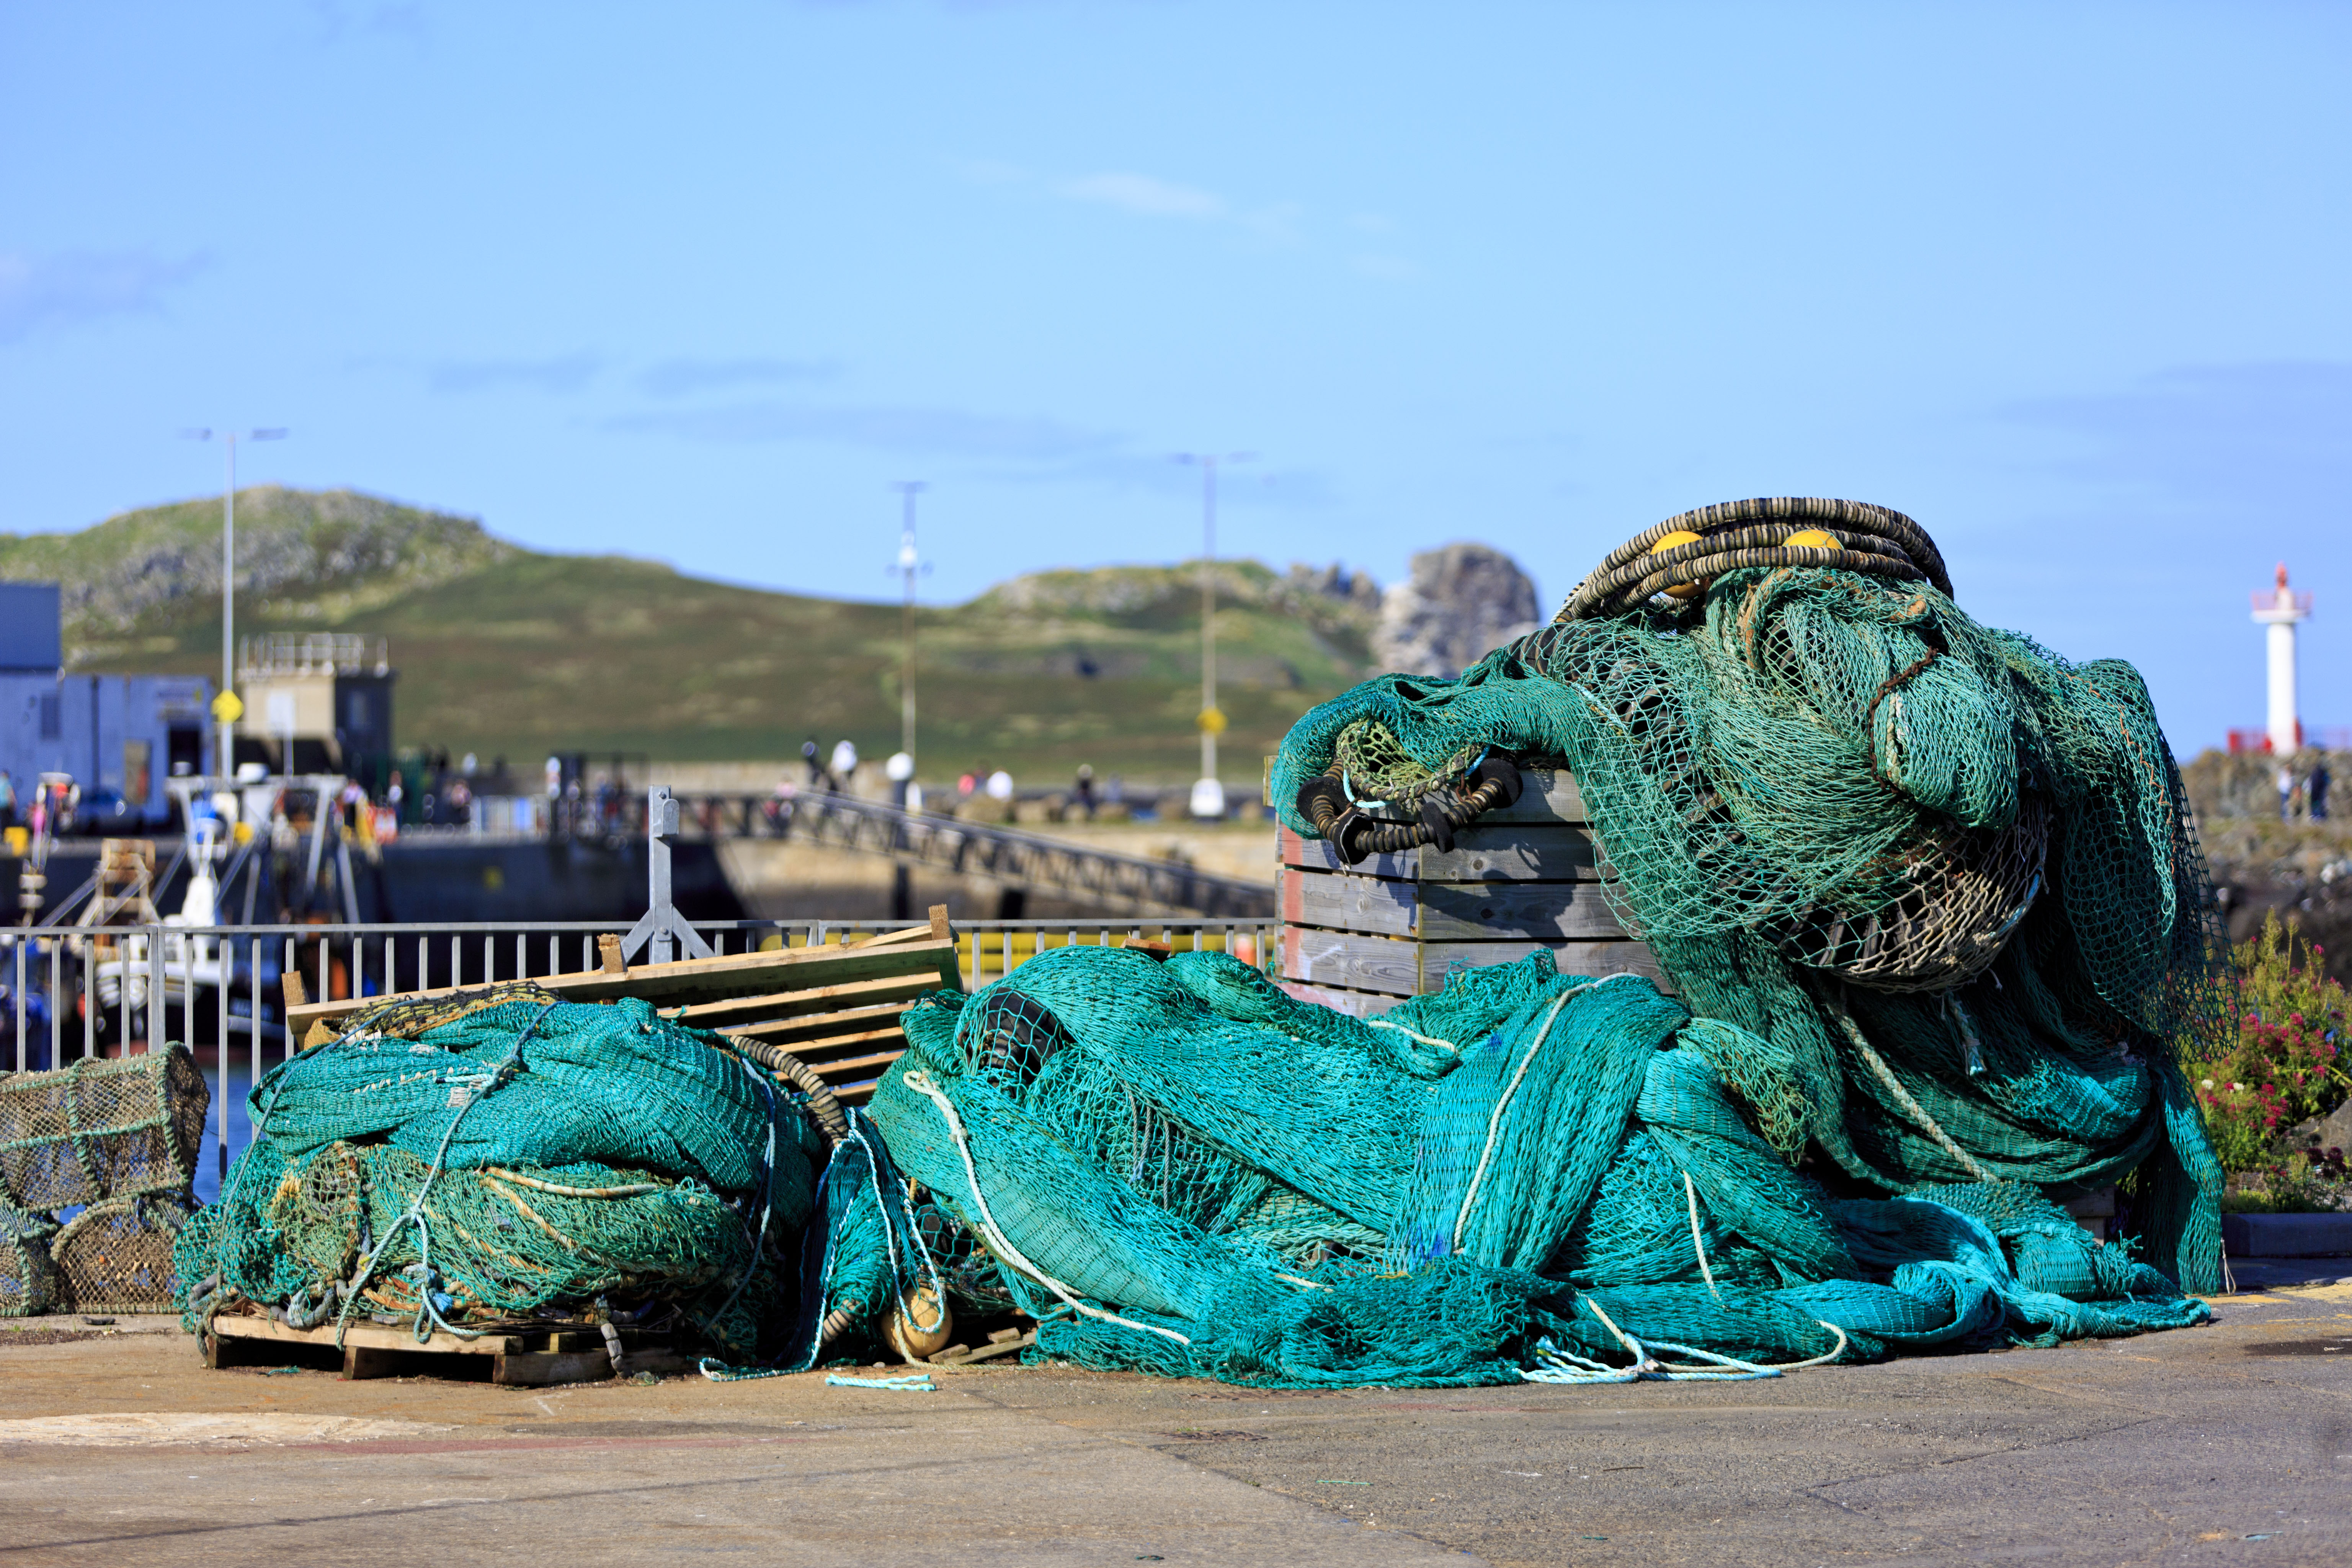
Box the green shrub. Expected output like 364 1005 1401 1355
2220 1149 2352 1215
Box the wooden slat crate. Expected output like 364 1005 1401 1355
1274 764 1664 1016
285 910 963 1106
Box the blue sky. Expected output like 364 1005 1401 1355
3 1 2347 748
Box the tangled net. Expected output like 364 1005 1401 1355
174 986 831 1359
1269 498 2229 1298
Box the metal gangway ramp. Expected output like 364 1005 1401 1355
676 792 1274 918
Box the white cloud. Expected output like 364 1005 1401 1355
635 356 838 399
428 353 601 394
0 250 207 343
1056 172 1229 221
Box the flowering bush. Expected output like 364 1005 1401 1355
2195 911 2350 1174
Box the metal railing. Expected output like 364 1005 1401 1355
0 914 1279 1200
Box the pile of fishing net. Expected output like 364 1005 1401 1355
858 946 2205 1387
830 497 2228 1386
172 985 899 1364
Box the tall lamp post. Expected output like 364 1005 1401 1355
885 482 930 924
889 481 930 769
182 427 287 778
1175 452 1252 818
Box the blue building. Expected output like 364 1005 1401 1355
0 582 213 826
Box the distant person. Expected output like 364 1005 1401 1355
0 770 15 833
387 770 405 821
985 768 1014 802
957 769 978 799
802 738 825 789
1074 764 1096 819
447 776 473 827
830 739 859 792
2312 760 2332 822
2280 764 2297 822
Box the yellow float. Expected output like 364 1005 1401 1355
1647 529 1707 599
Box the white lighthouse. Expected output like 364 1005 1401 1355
2251 562 2313 755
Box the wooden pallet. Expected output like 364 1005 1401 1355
204 1312 690 1385
284 908 962 1104
1274 765 1664 1016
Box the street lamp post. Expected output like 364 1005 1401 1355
1175 452 1252 818
183 427 287 778
885 482 929 925
889 481 929 767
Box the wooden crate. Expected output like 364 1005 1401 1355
1274 765 1663 1016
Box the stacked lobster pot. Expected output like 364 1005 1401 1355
0 1047 209 1315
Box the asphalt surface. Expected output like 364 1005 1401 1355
1 1267 2346 1568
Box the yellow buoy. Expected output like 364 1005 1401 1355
884 1283 954 1362
1783 528 1839 550
1646 529 1707 600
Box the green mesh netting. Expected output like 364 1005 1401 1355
174 990 829 1359
855 946 2205 1388
1268 548 2231 1297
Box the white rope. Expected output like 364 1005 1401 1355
1683 1172 1722 1301
1365 1018 1459 1055
1450 974 1644 1253
1520 1301 1851 1385
902 1070 1191 1346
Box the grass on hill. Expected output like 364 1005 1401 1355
2 487 1377 784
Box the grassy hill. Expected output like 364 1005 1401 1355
0 487 1378 783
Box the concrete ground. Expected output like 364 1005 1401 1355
2 1265 2347 1568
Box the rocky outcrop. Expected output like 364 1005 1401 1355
1372 542 1541 678
0 486 516 636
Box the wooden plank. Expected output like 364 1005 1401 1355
804 1048 905 1078
737 1021 906 1060
287 936 962 1031
933 1330 1034 1366
1278 820 1602 883
1279 867 1626 942
344 1344 402 1380
1281 926 1416 995
1414 881 1627 942
492 1346 689 1385
1279 926 1666 996
1423 938 1668 990
1277 824 1419 880
1272 979 1405 1019
1423 825 1605 884
1481 764 1586 824
858 909 951 951
493 1348 613 1385
211 1315 523 1356
1278 866 1416 938
676 972 938 1026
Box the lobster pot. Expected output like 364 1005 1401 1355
0 1046 209 1210
49 1193 193 1313
0 1206 59 1317
1275 764 1665 1017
